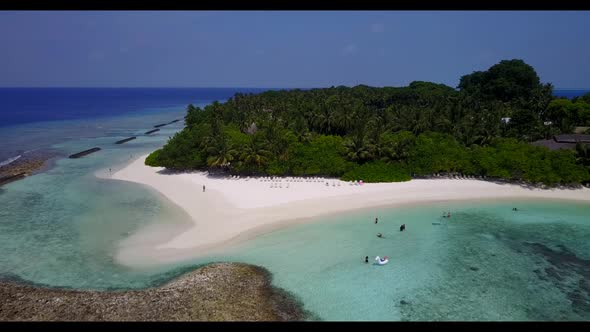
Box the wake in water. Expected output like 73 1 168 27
0 149 40 169
0 155 21 168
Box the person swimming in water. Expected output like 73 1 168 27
377 233 383 238
375 217 378 224
400 224 406 232
365 256 369 263
513 207 518 211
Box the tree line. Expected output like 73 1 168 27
146 59 590 186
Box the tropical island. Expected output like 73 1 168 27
145 59 590 186
99 59 590 269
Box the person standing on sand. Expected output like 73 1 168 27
203 185 206 192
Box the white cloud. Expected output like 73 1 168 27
371 23 385 33
341 43 358 56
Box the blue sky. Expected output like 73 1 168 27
0 11 589 88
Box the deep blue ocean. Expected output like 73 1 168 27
0 87 269 128
0 88 269 163
553 89 590 99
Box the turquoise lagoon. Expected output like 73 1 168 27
1 110 589 321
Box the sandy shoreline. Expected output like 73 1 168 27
103 154 590 268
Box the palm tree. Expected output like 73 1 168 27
528 83 554 118
206 138 237 169
314 107 336 135
303 105 317 131
455 116 479 146
290 115 310 142
199 134 217 152
344 135 373 162
388 105 406 132
365 111 386 153
405 107 431 136
240 140 272 168
380 132 415 164
335 109 355 135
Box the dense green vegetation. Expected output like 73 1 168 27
546 98 590 132
341 161 411 183
573 92 590 105
147 59 590 186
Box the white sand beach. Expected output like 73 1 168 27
104 154 590 267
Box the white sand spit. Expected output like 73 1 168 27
103 154 590 267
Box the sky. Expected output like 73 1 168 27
0 11 589 89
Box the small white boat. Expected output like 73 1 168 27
374 256 389 265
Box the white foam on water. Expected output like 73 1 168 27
0 154 21 167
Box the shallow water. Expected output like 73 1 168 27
200 200 590 321
0 108 200 289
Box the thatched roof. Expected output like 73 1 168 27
246 122 258 135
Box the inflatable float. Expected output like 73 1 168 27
374 256 389 265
